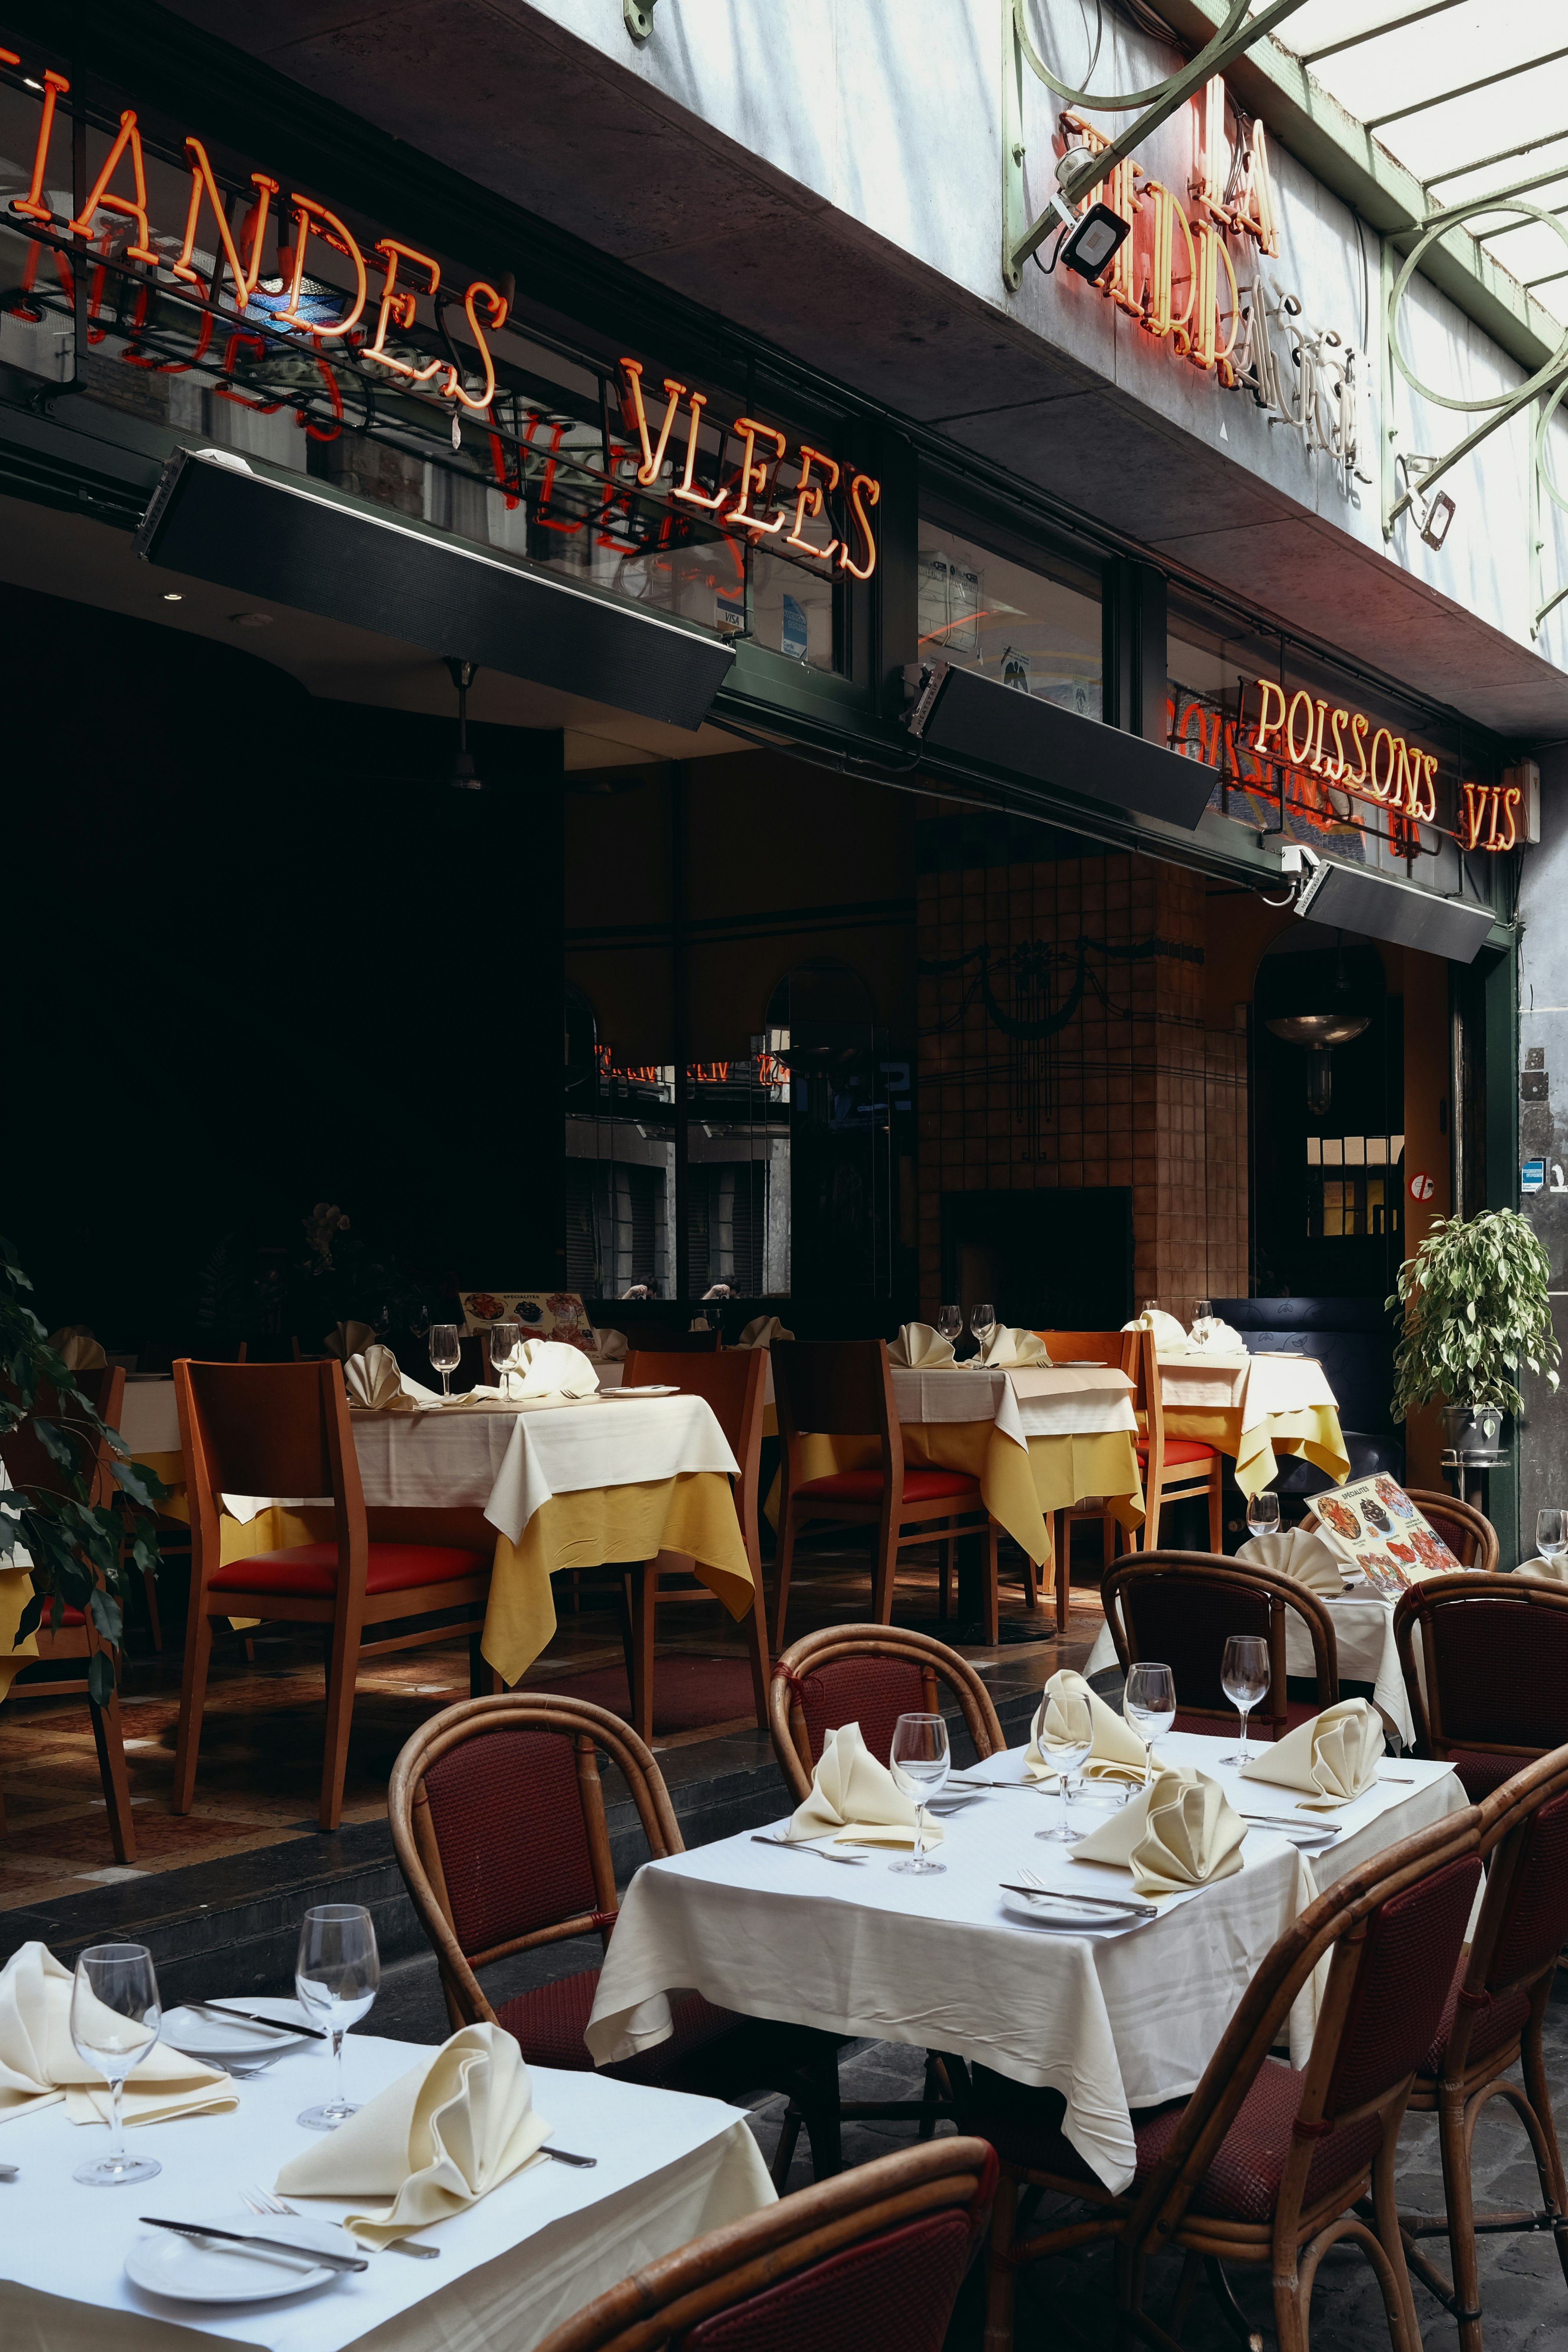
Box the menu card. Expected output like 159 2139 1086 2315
1312 1472 1463 1595
458 1290 594 1351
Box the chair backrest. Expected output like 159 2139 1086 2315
1103 1549 1338 1738
623 1348 766 1565
1393 1573 1568 1760
388 1691 686 2036
1442 1743 1568 2081
768 1624 1006 1802
617 1325 722 1353
1404 1487 1499 1574
1125 1803 1482 2253
772 1340 900 1506
531 2137 998 2352
173 1358 363 1591
0 1364 125 1506
1033 1331 1129 1370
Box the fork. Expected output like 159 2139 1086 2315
244 2183 440 2260
750 1834 869 1865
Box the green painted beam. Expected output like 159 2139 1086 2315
1155 0 1564 374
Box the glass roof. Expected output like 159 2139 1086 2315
1277 1 1568 324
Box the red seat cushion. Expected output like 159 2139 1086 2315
1135 1439 1217 1467
1416 1960 1532 2080
209 1542 488 1599
497 1967 741 2085
795 1468 981 1505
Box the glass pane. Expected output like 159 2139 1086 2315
916 520 1102 718
683 1041 791 1298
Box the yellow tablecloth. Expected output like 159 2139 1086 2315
0 1564 36 1703
1160 1403 1350 1496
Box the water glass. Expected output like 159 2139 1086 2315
1123 1662 1176 1787
70 1942 163 2186
1246 1490 1281 1544
295 1903 380 2130
428 1323 462 1400
888 1713 950 1876
969 1303 996 1360
1537 1509 1567 1568
1193 1298 1212 1323
1220 1633 1271 1764
1034 1688 1093 1844
490 1318 522 1396
936 1304 963 1347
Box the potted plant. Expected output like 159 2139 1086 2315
1388 1209 1561 1463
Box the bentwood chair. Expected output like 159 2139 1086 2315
171 1357 495 1831
1102 1549 1339 1739
619 1346 771 1738
975 1801 1484 2352
771 1340 999 1649
533 2136 998 2352
0 1365 137 1861
768 1622 1005 1802
1393 1571 1568 1799
388 1689 845 2186
1037 1329 1131 1637
1397 1742 1568 2350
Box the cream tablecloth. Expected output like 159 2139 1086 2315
1156 1349 1349 1495
586 1731 1462 2191
0 2035 774 2352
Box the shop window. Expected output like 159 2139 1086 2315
682 1039 791 1298
916 515 1102 718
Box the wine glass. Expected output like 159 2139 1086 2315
1220 1633 1271 1764
1193 1299 1212 1322
1246 1489 1281 1544
490 1318 521 1397
969 1303 996 1363
1123 1662 1176 1788
1537 1509 1566 1571
295 1903 380 2131
936 1304 963 1349
70 1942 163 2186
888 1713 950 1876
1034 1687 1093 1844
1139 1298 1160 1321
428 1323 461 1400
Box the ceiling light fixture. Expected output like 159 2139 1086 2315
230 610 273 628
443 656 482 790
161 591 183 601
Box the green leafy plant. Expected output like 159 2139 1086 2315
1387 1209 1561 1423
0 1235 165 1702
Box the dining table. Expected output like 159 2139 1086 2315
0 2033 775 2352
1154 1346 1350 1496
584 1730 1464 2192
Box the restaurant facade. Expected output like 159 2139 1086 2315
5 0 1558 1566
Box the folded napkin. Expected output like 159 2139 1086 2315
0 1942 233 2127
889 1321 955 1370
1515 1555 1568 1583
1072 1764 1246 1899
46 1327 107 1371
737 1314 795 1348
1122 1309 1189 1355
587 1327 628 1361
514 1337 600 1400
324 1319 379 1363
978 1325 1051 1368
1025 1668 1151 1786
1237 1526 1350 1597
343 1344 441 1412
1187 1317 1247 1354
784 1721 944 1849
1240 1697 1384 1809
277 2023 548 2244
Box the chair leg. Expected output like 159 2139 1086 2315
743 1554 771 1729
1209 1460 1224 1551
88 1680 137 1865
939 1538 952 1621
171 1604 216 1815
628 1561 656 1746
982 1518 1000 1647
468 1632 503 1697
1436 2078 1484 2352
982 2171 1020 2352
1521 2004 1568 2289
871 1509 897 1625
772 1506 798 1654
1021 1548 1038 1610
1143 1476 1161 1555
770 2106 804 2191
1054 1516 1070 1639
141 1565 163 1652
319 1621 361 1832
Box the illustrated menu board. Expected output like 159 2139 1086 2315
458 1290 593 1349
1312 1473 1464 1595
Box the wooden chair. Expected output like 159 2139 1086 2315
1102 1549 1339 1740
768 1622 1005 1803
0 1365 137 1862
533 2135 998 2352
975 1801 1484 2352
1037 1328 1131 1639
617 1347 771 1741
771 1340 999 1649
1393 1571 1568 1799
1128 1325 1223 1555
1397 1741 1568 2350
171 1357 496 1831
1404 1488 1499 1574
388 1689 846 2186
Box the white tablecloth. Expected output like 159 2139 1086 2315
1156 1349 1338 1432
889 1365 1136 1448
0 2036 774 2352
584 1733 1462 2192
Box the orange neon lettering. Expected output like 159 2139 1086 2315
1325 707 1349 781
1347 712 1369 788
1391 739 1425 819
1484 785 1504 850
1308 698 1328 773
840 471 880 579
1252 679 1287 759
1420 753 1439 824
786 445 840 562
1367 728 1396 802
1457 781 1484 851
11 68 69 225
1140 181 1196 346
172 141 277 310
366 239 444 379
618 359 688 487
1284 690 1314 768
1499 784 1521 851
69 110 157 263
444 279 508 410
725 416 787 532
278 198 367 339
1193 77 1230 222
672 391 728 510
1188 218 1240 380
1234 118 1279 258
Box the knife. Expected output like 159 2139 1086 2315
998 1884 1158 1920
543 2145 598 2168
139 2217 367 2273
183 2000 327 2042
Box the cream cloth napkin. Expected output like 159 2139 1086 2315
1123 1309 1189 1355
737 1314 795 1347
587 1327 629 1360
1238 1526 1351 1596
276 2023 549 2244
1240 1697 1384 1809
1188 1317 1247 1353
784 1722 945 1849
343 1344 441 1412
1515 1555 1568 1583
46 1328 107 1370
889 1321 955 1369
0 1942 234 2126
512 1338 600 1401
1025 1668 1151 1786
978 1325 1051 1368
1072 1764 1246 1899
324 1319 379 1363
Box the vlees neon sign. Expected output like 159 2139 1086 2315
0 48 878 576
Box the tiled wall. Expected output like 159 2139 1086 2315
916 850 1248 1323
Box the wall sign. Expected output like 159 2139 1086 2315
1409 1171 1435 1202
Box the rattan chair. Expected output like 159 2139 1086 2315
976 1801 1484 2352
1393 1571 1568 1798
768 1622 1006 1802
1397 1741 1568 2350
533 2136 998 2352
1102 1549 1339 1739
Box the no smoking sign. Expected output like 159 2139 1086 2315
1409 1171 1436 1203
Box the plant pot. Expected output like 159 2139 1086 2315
1440 1404 1508 1466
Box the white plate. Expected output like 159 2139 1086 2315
999 1888 1151 1933
161 1996 317 2067
604 1384 680 1397
126 2211 355 2303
